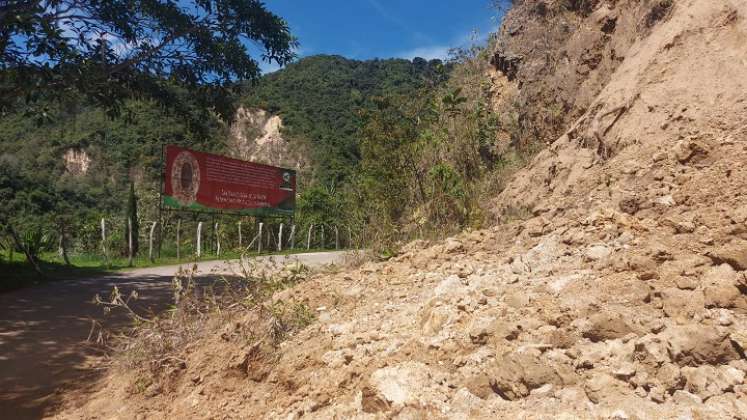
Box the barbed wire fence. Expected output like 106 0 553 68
1 214 363 268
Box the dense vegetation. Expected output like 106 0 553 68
1 0 295 119
243 55 448 186
0 54 456 277
1 1 524 276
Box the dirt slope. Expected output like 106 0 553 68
56 0 747 418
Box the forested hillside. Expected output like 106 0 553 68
0 54 454 276
242 55 447 186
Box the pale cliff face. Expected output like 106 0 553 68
228 106 304 170
63 148 91 175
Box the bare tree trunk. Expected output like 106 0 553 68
335 226 339 250
290 224 296 249
58 225 70 266
176 219 181 261
307 224 313 250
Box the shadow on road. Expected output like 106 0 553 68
0 271 228 420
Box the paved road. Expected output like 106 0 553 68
0 251 349 420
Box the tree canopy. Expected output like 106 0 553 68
0 0 297 118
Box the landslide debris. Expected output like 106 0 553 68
57 0 747 418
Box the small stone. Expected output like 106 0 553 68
649 319 666 333
707 240 747 271
584 245 613 262
613 363 637 380
730 205 747 224
675 220 696 234
730 330 747 354
652 151 668 162
649 386 665 403
674 276 697 290
619 196 640 215
529 383 553 397
655 195 676 207
445 238 463 253
672 390 702 405
583 312 633 342
673 140 707 164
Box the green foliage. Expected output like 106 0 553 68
19 226 52 259
353 42 504 250
1 0 297 119
243 55 448 187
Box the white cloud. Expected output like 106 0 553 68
397 45 450 61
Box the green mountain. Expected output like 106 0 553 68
242 55 447 186
0 55 446 228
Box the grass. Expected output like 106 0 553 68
0 246 344 293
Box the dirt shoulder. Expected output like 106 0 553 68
0 252 348 420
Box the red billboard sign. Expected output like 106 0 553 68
162 145 295 216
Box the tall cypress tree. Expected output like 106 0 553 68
124 182 140 256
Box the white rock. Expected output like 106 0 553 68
434 275 463 297
370 362 431 407
584 244 612 262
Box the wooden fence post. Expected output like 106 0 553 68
335 226 339 250
257 222 264 254
100 218 108 264
149 221 157 263
127 217 133 267
215 222 220 257
176 219 181 261
196 221 203 259
307 224 313 250
238 221 242 249
290 224 296 249
320 225 325 250
278 223 283 252
347 226 352 249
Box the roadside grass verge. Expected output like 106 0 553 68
0 247 344 293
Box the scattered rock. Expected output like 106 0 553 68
445 238 464 253
584 373 631 404
666 325 741 366
584 245 613 262
583 312 634 342
674 276 697 290
706 240 747 271
652 151 668 162
489 351 569 400
673 139 708 163
619 196 641 215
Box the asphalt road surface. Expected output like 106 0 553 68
0 251 349 420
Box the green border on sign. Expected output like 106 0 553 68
163 195 293 217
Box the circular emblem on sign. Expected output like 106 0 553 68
171 151 200 205
281 171 292 189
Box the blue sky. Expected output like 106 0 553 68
260 1 503 72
